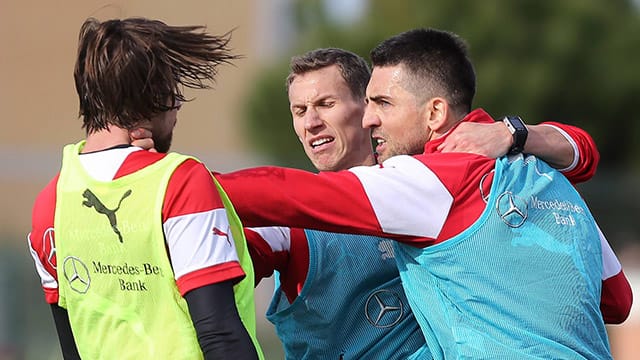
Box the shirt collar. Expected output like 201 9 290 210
423 108 495 154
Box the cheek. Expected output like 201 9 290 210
157 121 172 136
152 112 172 130
332 107 360 132
341 124 366 147
292 120 305 139
384 115 404 136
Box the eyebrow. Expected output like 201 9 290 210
291 94 337 108
367 95 390 103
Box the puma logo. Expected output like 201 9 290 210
82 189 132 243
212 226 231 246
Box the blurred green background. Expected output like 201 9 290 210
1 0 639 359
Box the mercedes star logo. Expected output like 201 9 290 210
364 289 404 328
62 256 91 294
495 191 528 228
43 227 57 270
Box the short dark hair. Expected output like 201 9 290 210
286 48 371 100
74 17 239 133
370 28 476 113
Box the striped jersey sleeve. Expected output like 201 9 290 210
244 226 291 283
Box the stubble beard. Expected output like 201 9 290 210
153 133 173 153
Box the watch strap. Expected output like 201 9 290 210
502 116 528 155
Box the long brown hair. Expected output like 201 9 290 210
74 17 239 133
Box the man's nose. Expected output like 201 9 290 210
362 106 380 129
304 108 323 130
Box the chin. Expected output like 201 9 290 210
312 162 330 172
315 163 340 172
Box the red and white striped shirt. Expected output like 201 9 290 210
28 147 245 304
220 109 632 324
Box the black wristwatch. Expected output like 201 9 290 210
502 116 528 155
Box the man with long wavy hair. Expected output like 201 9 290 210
27 17 262 360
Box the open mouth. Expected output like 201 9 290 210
310 136 334 149
373 137 386 151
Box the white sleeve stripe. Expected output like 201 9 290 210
541 124 579 173
27 233 58 289
247 227 291 252
349 155 453 238
164 208 240 279
597 224 622 279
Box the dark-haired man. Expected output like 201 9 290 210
218 29 632 359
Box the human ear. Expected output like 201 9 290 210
425 97 449 133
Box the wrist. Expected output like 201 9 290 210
502 116 528 155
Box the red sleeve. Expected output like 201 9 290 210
215 154 488 248
601 270 633 324
29 174 60 304
164 160 245 295
164 159 225 219
215 168 384 236
282 228 310 302
540 121 600 184
244 227 309 302
244 228 288 284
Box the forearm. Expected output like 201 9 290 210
438 120 580 171
535 121 599 183
185 282 258 360
523 124 575 169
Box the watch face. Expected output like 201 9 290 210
506 116 526 132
